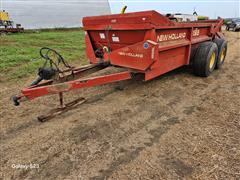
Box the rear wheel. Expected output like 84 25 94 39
213 38 227 69
192 41 218 77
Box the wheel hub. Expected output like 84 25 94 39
209 52 216 69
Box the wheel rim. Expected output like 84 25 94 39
209 52 216 69
220 47 226 63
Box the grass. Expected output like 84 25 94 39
0 29 87 81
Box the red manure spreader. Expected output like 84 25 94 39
13 11 227 121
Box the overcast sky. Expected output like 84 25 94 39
1 0 239 29
0 0 111 29
109 0 239 18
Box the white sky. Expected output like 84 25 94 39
1 0 239 29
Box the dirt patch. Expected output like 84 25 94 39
0 31 240 179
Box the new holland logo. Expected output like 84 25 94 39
118 52 144 58
157 32 186 42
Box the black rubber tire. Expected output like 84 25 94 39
213 38 228 69
193 41 218 77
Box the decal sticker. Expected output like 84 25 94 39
143 42 149 49
112 36 120 42
193 28 200 37
118 52 143 58
99 33 105 39
111 19 117 23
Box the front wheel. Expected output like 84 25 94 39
192 41 218 77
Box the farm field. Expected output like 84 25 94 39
0 30 240 179
0 29 86 81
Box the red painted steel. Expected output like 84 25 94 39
83 10 223 80
16 10 224 103
21 71 131 100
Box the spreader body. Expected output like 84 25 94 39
83 10 223 80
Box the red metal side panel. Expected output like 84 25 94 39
145 46 188 80
83 10 175 30
83 11 155 26
109 40 158 71
85 32 98 64
144 25 215 80
191 27 212 44
144 28 191 80
88 30 146 51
